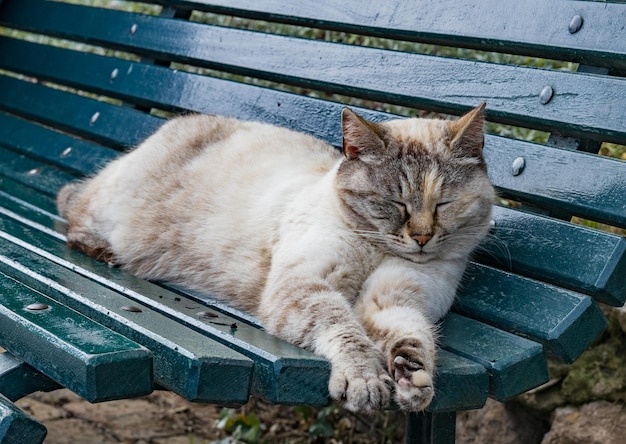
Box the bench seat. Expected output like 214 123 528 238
0 0 624 443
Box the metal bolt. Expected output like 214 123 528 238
89 112 100 126
26 303 50 311
61 147 72 158
489 219 496 229
569 15 583 34
26 167 42 175
130 24 138 35
110 68 119 81
121 305 143 313
511 157 526 176
539 86 554 105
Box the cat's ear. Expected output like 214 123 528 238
341 108 385 161
448 102 486 158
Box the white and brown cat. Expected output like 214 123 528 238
57 103 494 412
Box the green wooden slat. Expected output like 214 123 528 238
2 1 625 143
455 264 608 363
0 213 330 405
0 76 162 149
485 144 626 229
1 36 625 227
483 207 626 303
440 313 549 401
0 146 75 197
0 352 60 402
0 237 253 404
0 270 153 402
0 111 119 176
0 393 46 444
0 177 58 216
428 350 487 413
148 0 626 70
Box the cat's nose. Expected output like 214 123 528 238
413 234 433 247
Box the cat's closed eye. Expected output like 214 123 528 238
435 201 453 211
391 201 409 221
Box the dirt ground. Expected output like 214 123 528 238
16 389 408 443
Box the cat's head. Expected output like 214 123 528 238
336 103 495 263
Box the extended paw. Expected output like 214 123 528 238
328 360 393 413
391 355 434 411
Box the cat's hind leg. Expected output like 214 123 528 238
57 182 116 264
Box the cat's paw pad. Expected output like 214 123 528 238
328 363 393 413
391 355 434 411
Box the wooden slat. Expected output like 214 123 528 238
0 392 47 444
147 0 626 70
428 350 487 412
1 1 626 142
0 146 75 197
439 313 548 401
0 269 153 402
0 352 60 402
0 112 119 176
0 235 254 404
484 207 626 304
0 76 161 149
456 264 607 363
485 142 626 229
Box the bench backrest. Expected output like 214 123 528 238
0 0 625 412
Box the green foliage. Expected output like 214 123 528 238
215 408 265 444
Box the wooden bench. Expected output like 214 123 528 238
0 0 624 442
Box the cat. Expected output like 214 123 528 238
57 103 495 413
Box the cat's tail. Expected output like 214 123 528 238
56 182 85 219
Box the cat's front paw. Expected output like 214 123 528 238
328 359 393 413
390 348 434 411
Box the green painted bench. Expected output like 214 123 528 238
0 0 625 442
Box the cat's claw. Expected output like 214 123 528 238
391 354 434 411
328 361 392 413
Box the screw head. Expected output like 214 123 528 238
130 24 138 35
89 112 100 126
26 303 50 311
511 157 526 176
569 15 583 34
110 68 119 81
60 147 73 158
539 86 554 105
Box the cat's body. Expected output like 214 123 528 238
58 105 495 412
